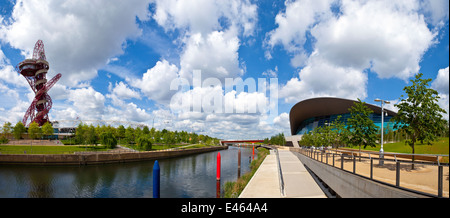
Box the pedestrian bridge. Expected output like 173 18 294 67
220 140 264 146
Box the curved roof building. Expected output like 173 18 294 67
286 97 397 147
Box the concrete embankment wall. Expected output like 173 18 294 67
0 146 227 165
290 148 430 198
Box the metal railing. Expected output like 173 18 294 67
274 149 285 197
294 147 449 198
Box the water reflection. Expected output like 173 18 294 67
0 146 254 198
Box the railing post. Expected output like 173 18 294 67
332 153 335 167
396 161 400 187
341 154 344 170
438 165 443 197
353 154 356 174
370 158 373 180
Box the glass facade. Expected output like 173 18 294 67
295 113 396 135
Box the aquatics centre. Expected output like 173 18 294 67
285 97 397 147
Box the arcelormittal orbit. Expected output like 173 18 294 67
17 40 62 126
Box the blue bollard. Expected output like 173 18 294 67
153 160 160 198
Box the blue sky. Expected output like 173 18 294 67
0 0 449 140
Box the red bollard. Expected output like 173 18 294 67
252 146 255 160
216 152 221 181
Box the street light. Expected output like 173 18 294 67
374 98 390 166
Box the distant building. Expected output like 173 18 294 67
285 97 397 147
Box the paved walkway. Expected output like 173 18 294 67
239 149 326 198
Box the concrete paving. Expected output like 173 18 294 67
239 149 326 198
239 150 282 198
278 150 326 198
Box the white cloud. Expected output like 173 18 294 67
432 66 449 120
0 0 152 87
132 59 179 104
279 54 368 103
179 29 243 81
273 112 290 130
311 0 435 80
270 0 438 104
111 81 141 100
0 48 27 87
151 0 257 84
68 87 105 120
105 102 151 123
421 0 449 26
432 66 449 95
151 0 257 36
265 0 333 63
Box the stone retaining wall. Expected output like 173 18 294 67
0 146 227 165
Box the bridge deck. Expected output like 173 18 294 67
239 149 326 198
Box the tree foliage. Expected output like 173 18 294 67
28 121 41 139
298 116 349 148
346 99 379 151
264 133 285 146
42 122 54 138
391 73 447 168
13 121 26 140
99 131 117 149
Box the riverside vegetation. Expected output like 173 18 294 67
223 147 270 198
0 121 220 154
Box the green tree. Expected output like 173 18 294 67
100 131 117 149
125 126 135 145
28 121 41 139
42 122 54 139
2 122 12 138
84 125 97 145
346 99 379 156
143 126 150 135
13 121 26 140
75 123 86 144
391 73 447 169
136 134 152 151
330 116 350 148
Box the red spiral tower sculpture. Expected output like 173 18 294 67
17 40 62 126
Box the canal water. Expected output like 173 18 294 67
0 146 255 198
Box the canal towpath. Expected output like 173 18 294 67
239 148 326 198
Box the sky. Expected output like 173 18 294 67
0 0 449 140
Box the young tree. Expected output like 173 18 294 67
42 122 54 139
2 122 12 138
84 125 97 145
346 99 379 157
391 73 447 169
125 126 135 145
13 121 26 140
75 123 86 144
28 121 41 139
330 116 349 148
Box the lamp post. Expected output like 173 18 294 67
374 98 390 166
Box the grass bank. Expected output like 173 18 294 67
0 143 219 154
345 137 449 155
0 145 109 154
223 147 270 198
